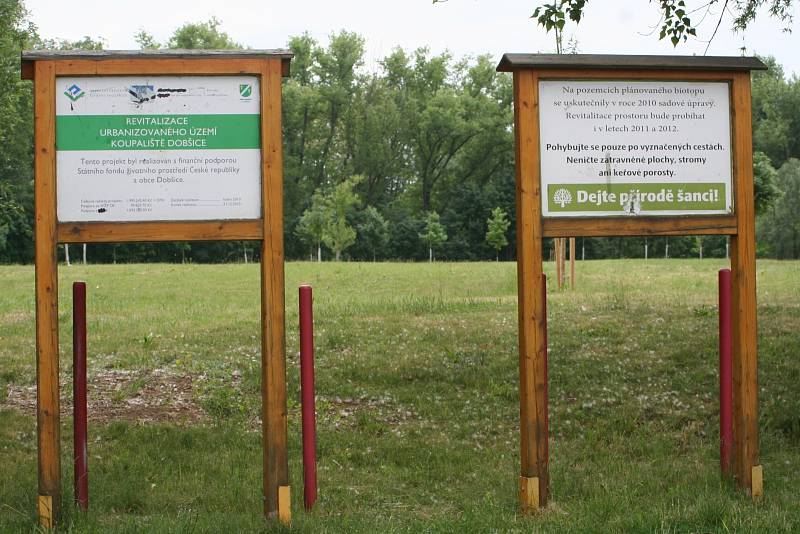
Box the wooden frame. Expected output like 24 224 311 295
498 54 765 511
22 50 292 528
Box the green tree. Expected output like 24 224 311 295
356 205 390 261
752 57 800 169
419 211 447 262
382 48 482 211
519 1 796 50
753 151 780 215
758 159 800 258
322 176 363 260
40 35 105 50
168 17 240 49
312 32 365 187
295 190 328 261
485 207 510 261
0 0 36 263
134 30 161 50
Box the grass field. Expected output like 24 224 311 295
1 259 798 532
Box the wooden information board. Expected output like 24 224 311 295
22 49 293 527
497 53 766 511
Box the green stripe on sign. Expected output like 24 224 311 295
547 182 728 212
56 114 260 151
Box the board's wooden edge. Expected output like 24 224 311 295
532 69 738 81
52 58 270 76
497 54 765 73
57 220 263 243
22 56 290 79
543 216 737 237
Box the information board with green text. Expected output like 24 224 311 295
55 76 261 222
539 80 733 217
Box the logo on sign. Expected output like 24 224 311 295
239 84 252 98
128 85 156 104
63 84 85 102
553 188 573 208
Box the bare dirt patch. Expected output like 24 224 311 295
5 368 205 424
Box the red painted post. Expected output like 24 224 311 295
72 281 88 511
542 274 548 464
299 285 317 510
719 269 733 476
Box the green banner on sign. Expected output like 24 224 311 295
547 182 728 213
56 114 260 151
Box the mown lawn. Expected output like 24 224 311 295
1 260 798 532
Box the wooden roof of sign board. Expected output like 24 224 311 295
496 53 767 72
21 49 294 79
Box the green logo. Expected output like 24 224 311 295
239 84 252 98
64 84 85 102
553 188 573 208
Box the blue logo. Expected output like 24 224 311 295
64 84 85 102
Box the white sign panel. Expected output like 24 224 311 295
55 76 261 222
539 80 733 217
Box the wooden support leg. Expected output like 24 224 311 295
730 72 760 497
34 59 61 528
514 69 548 511
554 238 561 288
569 237 576 290
260 59 289 519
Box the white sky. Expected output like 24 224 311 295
25 0 800 77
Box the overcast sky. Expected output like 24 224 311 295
25 0 800 76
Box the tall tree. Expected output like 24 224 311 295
322 175 362 260
355 205 390 261
168 17 241 49
486 207 510 261
753 151 780 215
312 32 365 188
295 190 328 261
419 211 448 262
757 159 800 258
383 48 482 211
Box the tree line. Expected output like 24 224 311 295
1 3 800 263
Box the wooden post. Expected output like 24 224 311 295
554 238 560 287
260 58 290 523
730 71 760 495
569 237 576 290
513 69 548 510
33 60 61 528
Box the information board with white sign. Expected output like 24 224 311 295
539 80 732 217
55 75 261 222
